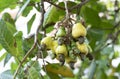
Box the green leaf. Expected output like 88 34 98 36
10 62 18 73
96 59 109 70
43 1 77 28
15 0 31 19
0 20 18 56
100 20 113 29
22 6 33 16
0 44 3 50
87 28 104 49
46 63 74 77
47 72 61 79
4 53 12 66
0 0 17 12
28 67 42 79
31 0 40 2
27 14 36 34
28 61 41 71
22 37 38 58
88 61 96 79
46 26 54 33
43 6 65 28
95 69 107 79
0 52 7 62
81 6 101 27
2 13 15 25
87 0 107 12
14 31 24 58
0 70 13 79
2 13 16 34
101 47 114 55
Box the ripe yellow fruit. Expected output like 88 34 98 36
72 23 87 38
76 42 88 55
41 36 53 49
51 40 58 53
55 44 68 56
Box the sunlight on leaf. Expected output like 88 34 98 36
46 63 74 77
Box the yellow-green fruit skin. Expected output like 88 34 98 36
55 44 68 56
41 36 53 49
76 42 88 55
51 40 58 53
72 23 87 38
65 57 76 63
56 27 66 37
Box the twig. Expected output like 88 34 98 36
13 36 37 79
64 0 69 20
13 0 45 78
37 43 47 74
70 0 90 11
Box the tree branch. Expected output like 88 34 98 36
44 0 65 10
13 0 45 78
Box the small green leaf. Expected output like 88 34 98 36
2 13 15 25
22 6 33 16
101 47 114 55
10 62 18 73
28 61 41 71
46 63 74 77
0 70 13 79
28 67 42 79
46 26 54 33
14 31 24 58
4 53 12 66
2 13 16 34
0 44 3 50
22 37 38 58
15 0 31 19
27 14 36 34
0 52 7 62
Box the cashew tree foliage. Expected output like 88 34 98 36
0 0 120 79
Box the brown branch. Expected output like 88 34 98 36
13 0 45 78
44 0 65 10
13 40 37 79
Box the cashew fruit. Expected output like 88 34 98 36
51 40 58 53
76 42 88 55
41 36 53 49
55 44 68 56
72 23 87 38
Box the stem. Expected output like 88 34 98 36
44 0 65 10
13 38 37 79
13 0 45 78
64 0 69 20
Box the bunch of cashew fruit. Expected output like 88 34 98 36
40 22 93 69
